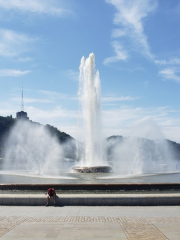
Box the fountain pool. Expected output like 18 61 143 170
0 170 180 184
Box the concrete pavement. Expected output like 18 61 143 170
0 206 180 239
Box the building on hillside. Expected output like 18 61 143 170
16 111 29 120
16 82 29 121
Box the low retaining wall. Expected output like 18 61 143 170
0 183 180 191
0 193 180 206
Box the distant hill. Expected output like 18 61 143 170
1 116 180 162
0 116 77 159
0 116 15 140
106 135 180 161
0 116 15 154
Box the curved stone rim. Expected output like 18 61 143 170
72 166 113 173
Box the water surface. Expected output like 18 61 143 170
0 170 180 184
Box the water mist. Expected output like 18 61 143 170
3 120 63 175
106 119 178 175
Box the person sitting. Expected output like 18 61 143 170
46 188 56 206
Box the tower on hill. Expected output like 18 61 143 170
16 83 29 120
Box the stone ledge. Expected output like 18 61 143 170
0 193 180 206
1 183 180 191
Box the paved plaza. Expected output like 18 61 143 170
0 206 180 239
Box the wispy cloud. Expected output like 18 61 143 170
155 58 180 66
64 69 79 81
1 94 180 142
103 41 128 65
102 95 140 103
105 0 157 64
0 28 37 58
159 68 180 83
106 0 180 86
155 58 180 83
26 105 80 140
17 57 33 62
112 29 126 38
0 98 79 138
0 0 72 17
101 105 180 141
0 69 30 77
12 97 53 103
39 90 77 101
102 106 176 127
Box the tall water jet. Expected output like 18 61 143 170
72 53 112 173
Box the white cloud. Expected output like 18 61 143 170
102 106 175 128
27 106 78 121
12 97 53 103
163 126 180 143
101 105 180 142
64 69 79 81
1 95 180 142
0 29 37 58
105 0 180 86
31 108 82 140
0 98 79 138
102 95 140 102
155 58 180 83
17 57 33 62
103 41 128 65
0 0 72 17
105 0 157 63
112 29 126 38
0 69 30 77
155 58 180 65
39 90 77 101
159 68 180 83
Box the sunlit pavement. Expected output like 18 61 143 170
0 206 180 239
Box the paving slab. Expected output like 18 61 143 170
0 222 127 240
154 223 180 240
0 206 180 239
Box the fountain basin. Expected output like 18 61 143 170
1 192 180 206
72 166 112 173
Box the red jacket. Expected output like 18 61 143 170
47 188 55 195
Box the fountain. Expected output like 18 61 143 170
0 53 180 185
72 53 112 173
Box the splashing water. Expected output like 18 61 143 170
78 53 107 167
106 135 178 175
3 120 63 175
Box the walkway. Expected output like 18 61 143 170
0 206 180 239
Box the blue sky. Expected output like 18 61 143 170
0 0 180 143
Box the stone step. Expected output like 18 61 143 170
0 193 180 206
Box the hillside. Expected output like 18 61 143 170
1 116 180 162
106 135 180 161
0 116 76 159
0 116 15 140
0 116 15 154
